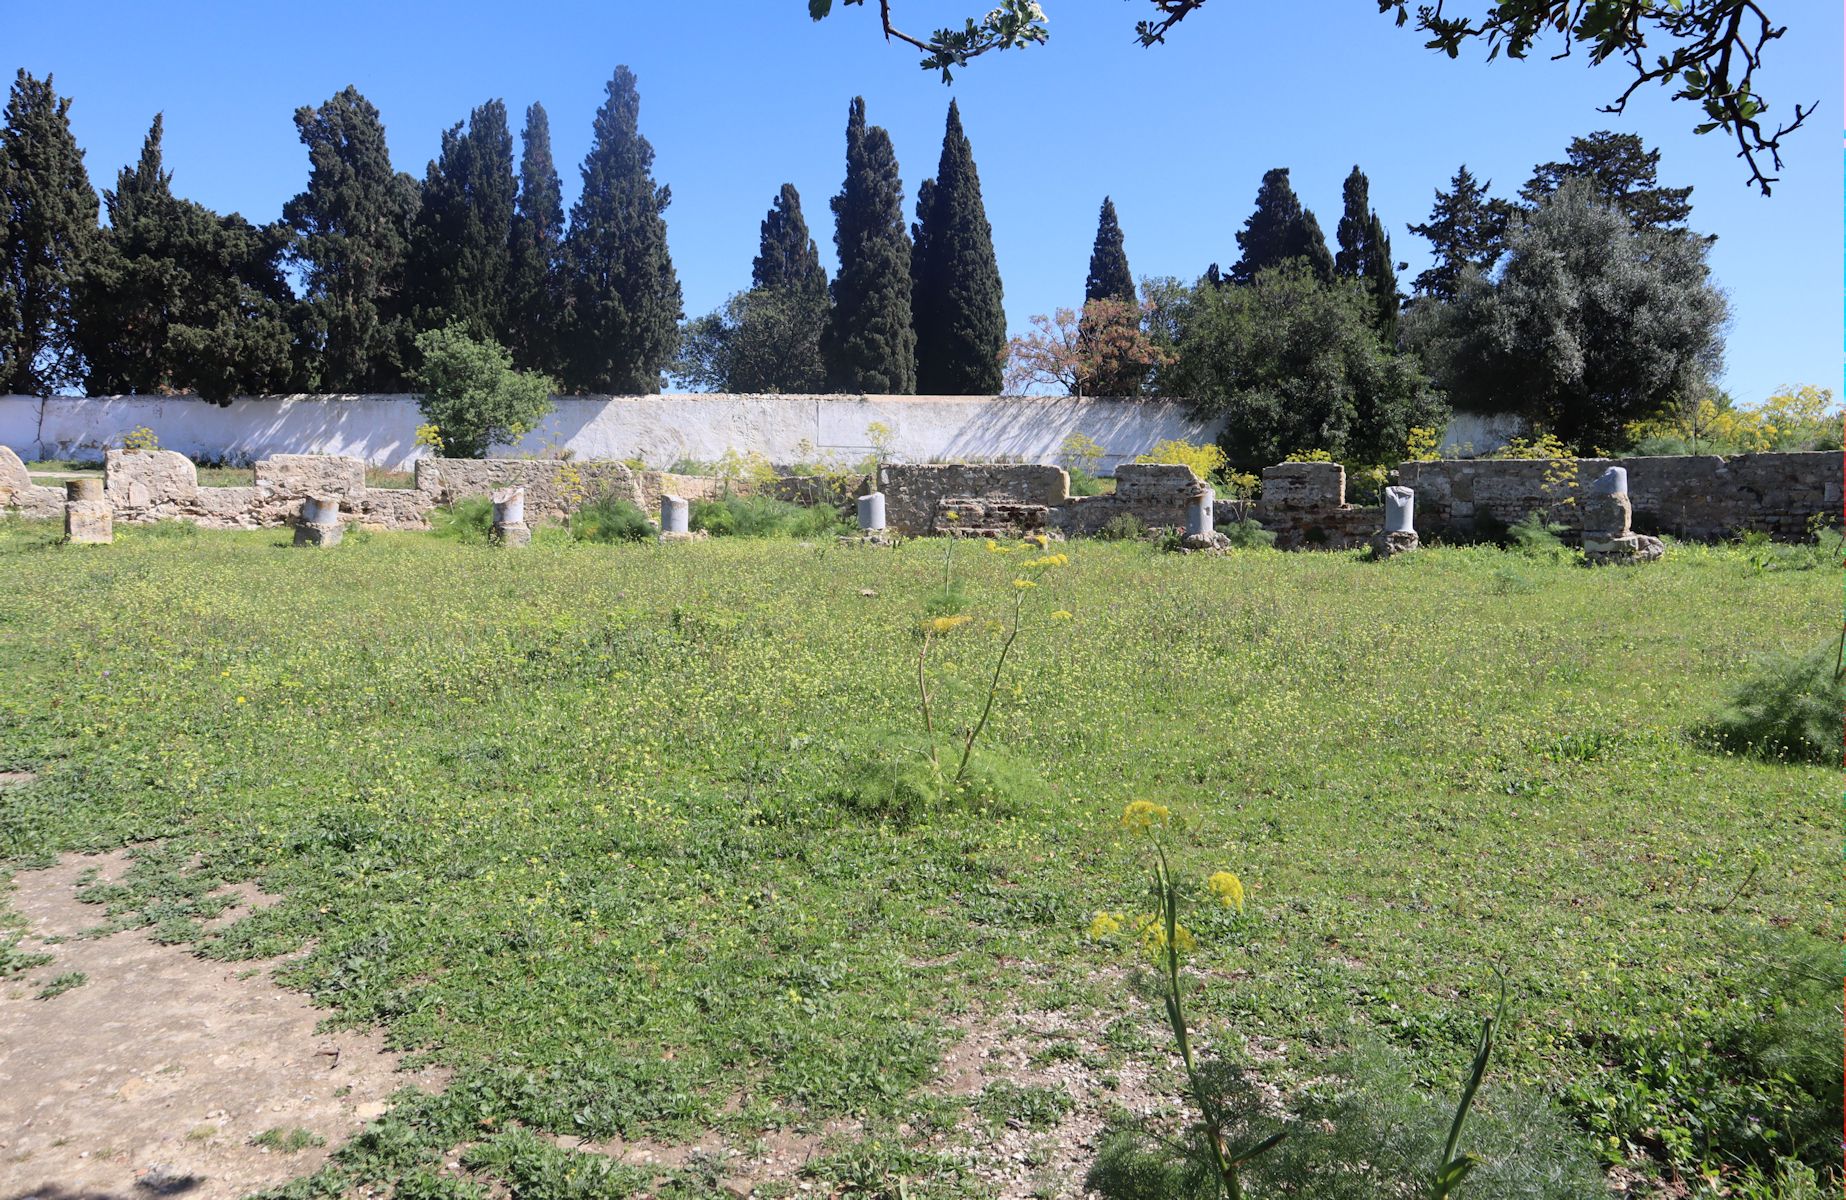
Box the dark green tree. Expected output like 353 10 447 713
1334 166 1371 279
752 182 827 298
77 115 296 401
675 288 829 394
506 102 565 376
910 100 1005 394
1084 196 1134 304
1157 265 1446 469
1405 165 1513 302
1 70 97 395
823 97 915 393
1364 212 1400 346
1439 179 1727 450
1331 166 1401 343
284 86 419 391
560 66 682 394
406 99 516 342
1230 168 1333 284
1519 130 1696 233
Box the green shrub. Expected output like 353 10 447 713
412 324 556 459
1705 643 1843 765
1507 510 1568 557
1097 513 1147 542
430 497 494 543
1068 466 1106 497
821 733 1041 827
570 494 656 544
1220 518 1275 550
690 495 850 539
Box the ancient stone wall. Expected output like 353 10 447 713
1251 463 1381 550
1395 451 1839 541
877 461 1208 537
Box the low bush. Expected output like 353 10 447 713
1704 643 1843 765
1507 511 1568 557
570 494 656 544
429 497 494 543
690 495 850 539
1219 518 1275 550
1097 513 1148 542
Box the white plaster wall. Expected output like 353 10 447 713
1 393 1228 472
0 392 1516 469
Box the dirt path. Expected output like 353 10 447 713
0 851 442 1200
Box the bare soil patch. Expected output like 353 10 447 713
0 851 442 1200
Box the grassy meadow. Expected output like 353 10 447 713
0 518 1836 1198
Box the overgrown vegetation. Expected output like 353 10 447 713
0 528 1833 1197
1704 641 1844 765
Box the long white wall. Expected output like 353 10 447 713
0 393 1524 470
0 393 1228 472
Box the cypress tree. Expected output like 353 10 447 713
78 115 296 401
284 86 419 391
1406 165 1513 301
1 70 97 395
1083 196 1134 304
1230 167 1333 285
1364 213 1400 345
506 102 565 375
910 100 1004 394
824 97 915 394
1334 166 1370 279
752 183 827 298
407 99 516 342
560 66 682 394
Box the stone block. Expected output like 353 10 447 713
491 487 530 547
0 444 30 502
293 495 344 547
1258 462 1345 510
1587 465 1628 496
1383 486 1415 533
661 494 689 534
1581 491 1631 538
1185 486 1214 537
257 454 366 500
64 498 112 544
1584 532 1664 566
65 477 103 502
1370 528 1419 558
106 449 198 507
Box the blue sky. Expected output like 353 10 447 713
12 1 1841 404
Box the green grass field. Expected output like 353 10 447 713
0 520 1836 1199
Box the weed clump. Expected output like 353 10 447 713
570 493 656 543
429 497 494 543
690 494 851 539
1704 642 1843 765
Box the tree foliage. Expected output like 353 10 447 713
1520 130 1696 234
910 99 1005 394
1406 165 1513 302
815 2 1809 192
1 70 97 395
1434 179 1728 450
407 99 517 343
1230 168 1333 285
752 182 828 298
560 66 682 395
77 115 296 402
1156 265 1447 469
506 102 566 377
284 86 419 392
1084 196 1134 304
824 97 915 393
1004 299 1172 397
675 287 829 394
1333 165 1400 343
412 323 556 458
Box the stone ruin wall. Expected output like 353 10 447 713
1395 451 1839 542
881 451 1839 545
877 462 1208 538
5 443 1835 544
0 444 741 532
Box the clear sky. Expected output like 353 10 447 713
9 1 1841 405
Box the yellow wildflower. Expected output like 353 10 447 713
925 614 972 635
235 695 247 704
1023 553 1069 570
943 510 960 522
1119 800 1169 833
1050 609 1073 621
1207 871 1245 911
1012 578 1037 589
1087 911 1124 939
1141 918 1197 960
